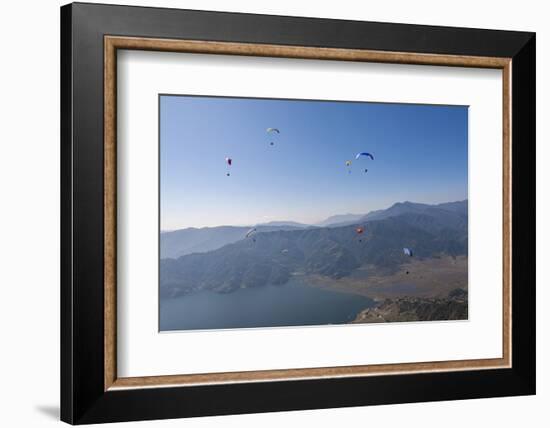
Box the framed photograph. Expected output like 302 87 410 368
61 2 535 424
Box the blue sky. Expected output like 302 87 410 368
160 95 468 230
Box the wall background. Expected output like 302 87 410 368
0 1 545 426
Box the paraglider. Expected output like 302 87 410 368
245 228 257 242
345 160 352 174
225 157 232 176
281 249 289 254
356 226 365 242
267 128 280 146
354 153 374 174
402 248 413 274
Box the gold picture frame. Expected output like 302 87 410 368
103 36 512 391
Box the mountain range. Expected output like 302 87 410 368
161 200 467 258
160 200 468 298
161 224 309 259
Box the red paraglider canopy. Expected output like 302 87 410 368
356 227 364 235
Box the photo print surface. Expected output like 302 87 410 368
159 95 468 331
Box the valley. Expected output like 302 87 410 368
159 199 469 328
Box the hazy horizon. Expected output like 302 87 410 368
160 197 468 232
160 95 468 230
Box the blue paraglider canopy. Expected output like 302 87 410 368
403 247 413 257
355 152 374 160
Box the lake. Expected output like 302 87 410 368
160 276 375 331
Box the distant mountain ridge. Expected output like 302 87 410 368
161 224 307 259
161 200 467 259
160 200 468 298
316 213 364 227
260 220 312 228
363 200 467 222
